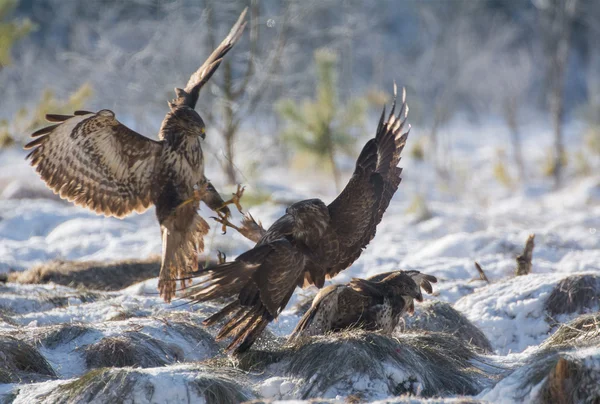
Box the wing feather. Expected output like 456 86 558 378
171 8 247 109
25 110 162 218
325 89 410 279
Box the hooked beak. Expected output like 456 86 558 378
200 127 206 140
414 291 423 302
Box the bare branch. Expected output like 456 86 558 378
515 234 535 276
473 262 490 283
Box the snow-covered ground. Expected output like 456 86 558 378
0 118 599 402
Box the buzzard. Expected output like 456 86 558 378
24 10 248 302
183 86 411 354
289 270 437 339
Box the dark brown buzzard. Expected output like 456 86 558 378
24 10 248 302
290 270 437 339
182 86 411 354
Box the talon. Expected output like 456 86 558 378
211 215 240 235
218 184 245 214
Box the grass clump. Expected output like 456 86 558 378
543 313 600 349
402 300 493 353
544 275 600 316
0 334 56 383
83 332 179 370
514 348 600 403
45 366 253 404
11 258 161 291
238 331 498 400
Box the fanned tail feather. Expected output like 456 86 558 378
159 205 209 302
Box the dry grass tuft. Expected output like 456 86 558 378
543 313 600 349
544 275 600 316
45 366 253 404
9 258 161 291
237 331 498 399
402 300 493 353
0 334 56 383
38 324 95 349
515 348 600 403
83 332 180 369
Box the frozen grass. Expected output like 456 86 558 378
237 331 500 400
0 334 56 383
543 313 600 348
15 366 256 404
402 301 493 353
544 274 600 316
6 259 162 291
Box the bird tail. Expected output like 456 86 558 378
183 261 252 303
159 204 209 302
182 243 272 303
204 302 273 355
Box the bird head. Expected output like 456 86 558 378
382 272 423 302
167 104 206 139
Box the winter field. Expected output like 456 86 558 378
0 115 599 403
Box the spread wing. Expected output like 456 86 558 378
25 110 162 218
326 87 410 278
171 8 247 109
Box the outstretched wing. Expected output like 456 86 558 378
326 87 410 278
25 110 162 218
171 8 247 109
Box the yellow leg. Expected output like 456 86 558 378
211 212 242 235
219 184 246 214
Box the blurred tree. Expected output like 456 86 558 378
202 0 290 184
0 0 35 69
0 0 92 148
0 84 92 147
276 49 367 191
494 49 534 183
536 0 579 188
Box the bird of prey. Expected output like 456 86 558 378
24 10 248 302
183 86 411 354
289 270 437 339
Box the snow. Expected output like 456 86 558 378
1 120 600 403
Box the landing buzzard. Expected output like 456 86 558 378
290 270 437 339
24 9 248 302
183 86 410 353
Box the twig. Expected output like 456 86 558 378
473 262 490 283
515 234 535 276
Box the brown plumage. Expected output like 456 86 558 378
24 9 248 302
290 270 437 339
183 86 410 354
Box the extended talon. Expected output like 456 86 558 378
219 184 245 214
211 214 241 235
217 250 226 265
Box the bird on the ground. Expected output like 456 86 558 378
24 9 249 302
182 85 411 354
289 270 437 339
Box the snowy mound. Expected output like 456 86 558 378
1 146 599 402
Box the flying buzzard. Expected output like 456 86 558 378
183 86 410 354
24 10 248 302
289 270 437 339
